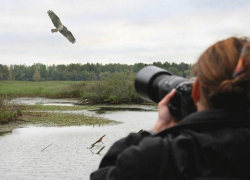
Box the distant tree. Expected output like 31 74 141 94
12 65 27 80
33 69 41 81
164 62 171 70
168 66 180 76
2 62 193 81
153 62 165 69
133 63 147 72
8 65 15 81
99 72 112 80
37 63 47 80
183 70 191 78
0 64 9 80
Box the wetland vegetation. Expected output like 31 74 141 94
0 61 191 132
0 72 144 104
20 111 117 127
0 96 22 124
0 96 118 133
0 72 151 132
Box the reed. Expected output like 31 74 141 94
0 96 22 124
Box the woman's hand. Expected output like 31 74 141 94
152 89 177 133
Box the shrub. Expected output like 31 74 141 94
81 72 144 104
0 96 22 124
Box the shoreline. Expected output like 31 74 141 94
0 100 156 134
0 121 27 134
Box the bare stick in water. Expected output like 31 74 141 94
89 148 94 154
41 143 53 152
96 146 105 155
91 135 106 148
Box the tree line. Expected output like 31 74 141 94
0 62 192 81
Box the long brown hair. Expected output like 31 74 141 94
193 37 250 109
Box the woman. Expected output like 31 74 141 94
91 37 250 180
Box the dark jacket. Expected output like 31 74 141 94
90 109 250 180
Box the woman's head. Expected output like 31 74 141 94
193 37 250 110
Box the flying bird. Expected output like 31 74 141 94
47 10 76 44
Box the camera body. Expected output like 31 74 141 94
134 66 196 121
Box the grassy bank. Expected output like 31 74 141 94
0 81 91 98
20 111 117 127
20 103 118 127
0 96 22 124
0 103 118 133
0 74 144 104
22 104 97 111
0 94 119 133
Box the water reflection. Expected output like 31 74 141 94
0 105 158 180
8 97 78 106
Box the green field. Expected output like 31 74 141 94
0 81 92 98
0 78 143 104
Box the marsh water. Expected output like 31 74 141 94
0 98 157 180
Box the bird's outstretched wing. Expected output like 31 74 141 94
60 29 76 44
47 10 62 28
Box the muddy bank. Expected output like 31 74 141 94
0 120 26 133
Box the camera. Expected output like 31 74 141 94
134 65 196 121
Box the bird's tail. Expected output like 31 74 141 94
51 29 58 33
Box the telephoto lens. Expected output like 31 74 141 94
134 66 196 121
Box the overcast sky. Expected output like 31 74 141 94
1 0 250 66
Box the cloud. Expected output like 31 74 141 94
1 0 250 66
